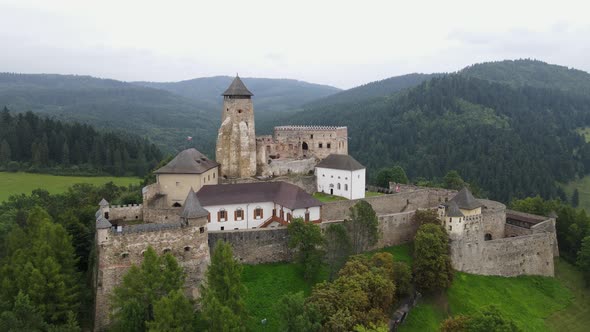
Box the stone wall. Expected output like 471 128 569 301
505 224 533 237
208 227 292 264
94 219 209 331
108 204 143 222
259 158 317 177
479 199 506 241
143 207 183 223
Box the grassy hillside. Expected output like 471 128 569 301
241 245 583 332
0 172 140 202
461 59 590 96
134 76 340 114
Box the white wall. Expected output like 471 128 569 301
204 202 275 231
293 206 321 221
316 167 365 200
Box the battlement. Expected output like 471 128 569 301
274 125 347 131
108 221 184 235
110 203 143 209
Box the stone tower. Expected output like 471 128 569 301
216 75 257 178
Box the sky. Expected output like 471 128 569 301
0 0 589 89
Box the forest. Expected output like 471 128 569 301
0 108 162 176
273 61 590 202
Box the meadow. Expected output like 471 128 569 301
0 172 140 202
562 175 590 212
241 244 587 332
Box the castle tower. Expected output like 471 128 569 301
216 75 257 178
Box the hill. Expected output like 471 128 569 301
460 59 590 96
134 76 340 114
279 68 590 202
0 72 217 154
304 73 437 109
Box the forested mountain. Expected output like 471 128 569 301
0 73 340 155
460 59 590 96
304 73 437 109
280 69 590 202
0 108 162 176
134 76 340 114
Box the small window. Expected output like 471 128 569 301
218 209 227 222
221 226 224 231
163 248 171 254
327 143 331 149
235 208 244 221
311 134 314 139
337 183 341 190
322 174 325 177
184 246 191 252
305 211 310 222
345 184 348 191
199 227 205 233
449 226 452 231
172 202 182 207
207 213 211 223
254 207 264 219
213 172 216 179
238 109 243 113
319 143 323 148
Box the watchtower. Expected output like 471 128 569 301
215 75 257 178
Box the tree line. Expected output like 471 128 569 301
0 107 162 176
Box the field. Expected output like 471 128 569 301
241 244 588 332
0 172 140 202
562 175 590 212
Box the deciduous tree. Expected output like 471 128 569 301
288 218 325 282
413 223 453 293
346 201 380 254
324 223 351 280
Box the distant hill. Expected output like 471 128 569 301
278 61 590 202
134 76 340 114
0 73 217 155
460 59 590 96
304 73 437 109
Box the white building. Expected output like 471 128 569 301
315 154 366 200
196 181 323 231
438 187 483 237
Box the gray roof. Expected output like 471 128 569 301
99 198 109 207
222 76 253 96
446 201 465 217
197 181 322 210
447 187 483 210
181 188 209 219
96 216 112 229
316 154 365 171
155 148 219 174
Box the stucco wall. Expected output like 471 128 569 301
316 167 365 200
157 168 218 207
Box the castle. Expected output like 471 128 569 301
93 77 559 331
216 75 349 178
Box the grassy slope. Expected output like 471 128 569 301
0 172 140 202
561 175 590 212
241 244 412 331
401 260 578 332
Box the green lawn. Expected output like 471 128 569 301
401 260 578 332
0 172 140 202
562 175 590 212
366 191 385 197
241 246 588 332
241 244 411 331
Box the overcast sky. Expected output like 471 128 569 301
0 0 588 89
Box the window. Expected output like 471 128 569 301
218 209 227 222
213 172 216 179
254 207 263 219
176 181 180 187
184 246 191 252
449 226 452 231
221 226 224 231
345 184 348 191
311 134 313 139
287 213 292 222
207 213 211 223
327 143 331 149
235 208 244 221
172 202 182 207
280 209 284 220
305 211 310 222
485 233 492 241
319 143 323 148
337 183 341 190
199 227 205 234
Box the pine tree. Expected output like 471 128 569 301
61 141 70 166
111 247 185 331
0 139 11 164
572 188 580 208
201 240 246 331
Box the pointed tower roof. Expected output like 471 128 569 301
181 188 209 219
447 187 483 210
99 198 109 207
222 75 253 96
96 216 112 229
446 201 465 217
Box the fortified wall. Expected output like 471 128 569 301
449 201 557 277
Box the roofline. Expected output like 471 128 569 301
154 163 219 174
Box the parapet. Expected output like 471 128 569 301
274 125 347 131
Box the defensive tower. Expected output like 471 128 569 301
216 75 257 178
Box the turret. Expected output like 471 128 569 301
99 198 110 219
216 75 257 178
181 188 209 228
